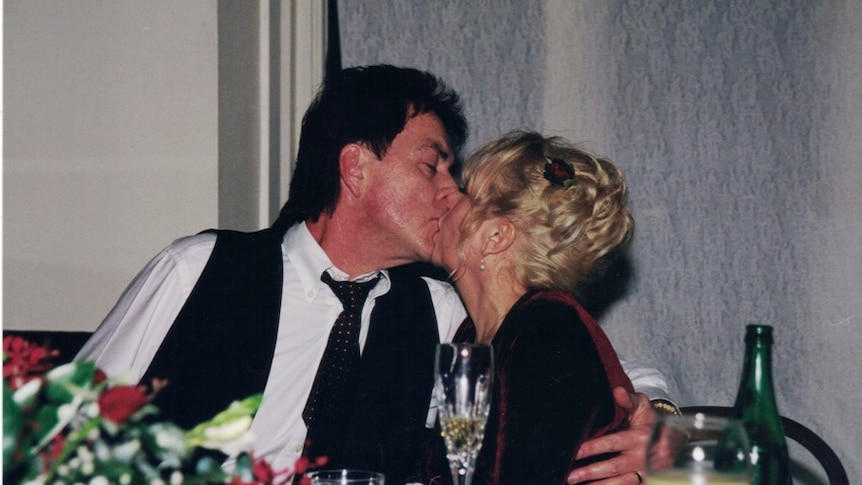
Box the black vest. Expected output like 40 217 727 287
141 228 440 483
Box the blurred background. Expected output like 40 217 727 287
5 1 860 482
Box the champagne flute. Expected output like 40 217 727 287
646 414 751 485
434 343 494 485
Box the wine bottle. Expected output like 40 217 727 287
731 325 790 485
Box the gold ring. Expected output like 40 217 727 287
634 472 643 484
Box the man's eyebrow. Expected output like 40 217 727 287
427 141 450 160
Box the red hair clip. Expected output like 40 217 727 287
543 157 575 188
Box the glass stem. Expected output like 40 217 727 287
453 465 472 485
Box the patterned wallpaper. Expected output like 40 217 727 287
339 0 862 482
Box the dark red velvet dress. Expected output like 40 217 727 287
428 289 634 485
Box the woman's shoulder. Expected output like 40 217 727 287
503 289 592 339
515 289 586 320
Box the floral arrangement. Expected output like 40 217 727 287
3 335 317 485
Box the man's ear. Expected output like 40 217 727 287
339 143 365 198
481 218 517 257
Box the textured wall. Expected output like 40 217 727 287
339 0 546 156
544 1 862 481
341 0 861 482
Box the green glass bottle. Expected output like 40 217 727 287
732 325 790 485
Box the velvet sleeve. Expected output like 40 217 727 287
478 300 615 485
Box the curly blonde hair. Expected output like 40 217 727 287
459 131 633 291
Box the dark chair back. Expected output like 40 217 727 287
680 405 848 485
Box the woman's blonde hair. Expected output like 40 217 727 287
459 131 633 291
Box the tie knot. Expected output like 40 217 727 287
321 272 380 311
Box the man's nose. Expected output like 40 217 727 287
436 173 461 206
440 185 464 210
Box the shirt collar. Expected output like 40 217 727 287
283 222 391 301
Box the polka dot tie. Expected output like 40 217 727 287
302 272 380 449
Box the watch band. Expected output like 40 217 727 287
651 398 682 416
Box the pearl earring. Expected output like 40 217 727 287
479 258 486 271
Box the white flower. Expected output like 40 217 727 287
153 424 187 454
77 445 95 467
13 378 42 406
45 362 76 380
93 439 111 462
57 402 78 423
169 471 184 485
113 439 142 461
88 477 109 485
84 401 100 418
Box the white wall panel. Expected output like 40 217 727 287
4 1 219 331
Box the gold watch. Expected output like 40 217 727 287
651 398 682 416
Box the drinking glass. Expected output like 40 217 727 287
646 414 751 485
305 469 385 485
434 343 494 485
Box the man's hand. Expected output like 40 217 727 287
567 387 656 485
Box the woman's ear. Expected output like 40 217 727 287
339 143 365 198
481 218 517 257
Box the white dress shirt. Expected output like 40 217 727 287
76 222 670 472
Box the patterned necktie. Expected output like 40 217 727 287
302 271 380 455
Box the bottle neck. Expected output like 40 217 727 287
746 339 773 388
734 326 782 419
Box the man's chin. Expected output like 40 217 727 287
426 233 440 262
428 254 443 269
427 246 447 269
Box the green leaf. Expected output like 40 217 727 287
189 454 232 483
32 402 63 445
44 361 97 403
3 381 25 481
186 393 261 440
233 452 256 481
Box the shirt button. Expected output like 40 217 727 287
295 444 304 453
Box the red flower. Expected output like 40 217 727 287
94 368 108 384
98 385 150 425
254 457 293 484
49 433 67 461
543 157 575 188
3 336 57 390
226 453 294 485
289 455 328 485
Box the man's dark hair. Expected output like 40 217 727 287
272 65 467 232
